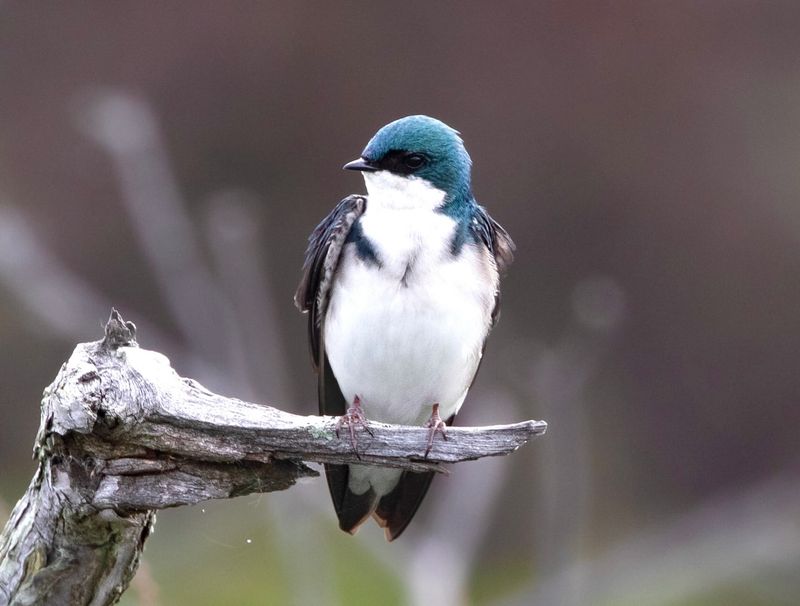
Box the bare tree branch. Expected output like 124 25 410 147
0 310 546 605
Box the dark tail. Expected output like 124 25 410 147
325 464 435 541
324 463 378 534
372 471 435 541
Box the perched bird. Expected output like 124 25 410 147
295 115 514 540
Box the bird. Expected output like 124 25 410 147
295 115 514 541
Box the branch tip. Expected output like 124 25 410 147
103 308 137 350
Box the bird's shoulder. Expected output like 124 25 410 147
465 203 515 327
451 200 516 274
463 203 515 274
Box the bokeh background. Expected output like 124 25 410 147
2 3 799 605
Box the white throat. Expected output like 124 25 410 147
363 171 446 211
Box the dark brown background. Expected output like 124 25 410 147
1 3 798 605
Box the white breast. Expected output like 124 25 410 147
323 173 498 429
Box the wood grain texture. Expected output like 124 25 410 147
0 310 546 605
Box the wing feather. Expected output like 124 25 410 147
470 204 515 324
295 195 370 532
294 194 367 369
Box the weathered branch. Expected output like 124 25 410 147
0 310 546 605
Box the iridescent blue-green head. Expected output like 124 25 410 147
344 115 474 206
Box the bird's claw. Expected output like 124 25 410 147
335 395 373 457
424 403 448 458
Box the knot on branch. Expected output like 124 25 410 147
102 308 137 350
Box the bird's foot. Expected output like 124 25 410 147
335 395 373 456
424 403 448 458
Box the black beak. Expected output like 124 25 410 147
343 157 378 172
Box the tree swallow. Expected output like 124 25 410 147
295 115 514 540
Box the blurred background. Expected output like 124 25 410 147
1 2 799 605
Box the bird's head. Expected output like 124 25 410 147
344 115 473 210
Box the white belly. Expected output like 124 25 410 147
323 205 497 427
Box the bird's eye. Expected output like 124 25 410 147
403 153 426 170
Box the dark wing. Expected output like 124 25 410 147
471 204 515 324
456 204 516 399
295 194 373 533
471 204 515 274
295 194 367 371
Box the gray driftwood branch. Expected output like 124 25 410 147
0 310 546 606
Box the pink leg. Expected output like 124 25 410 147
424 403 448 457
335 395 373 454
